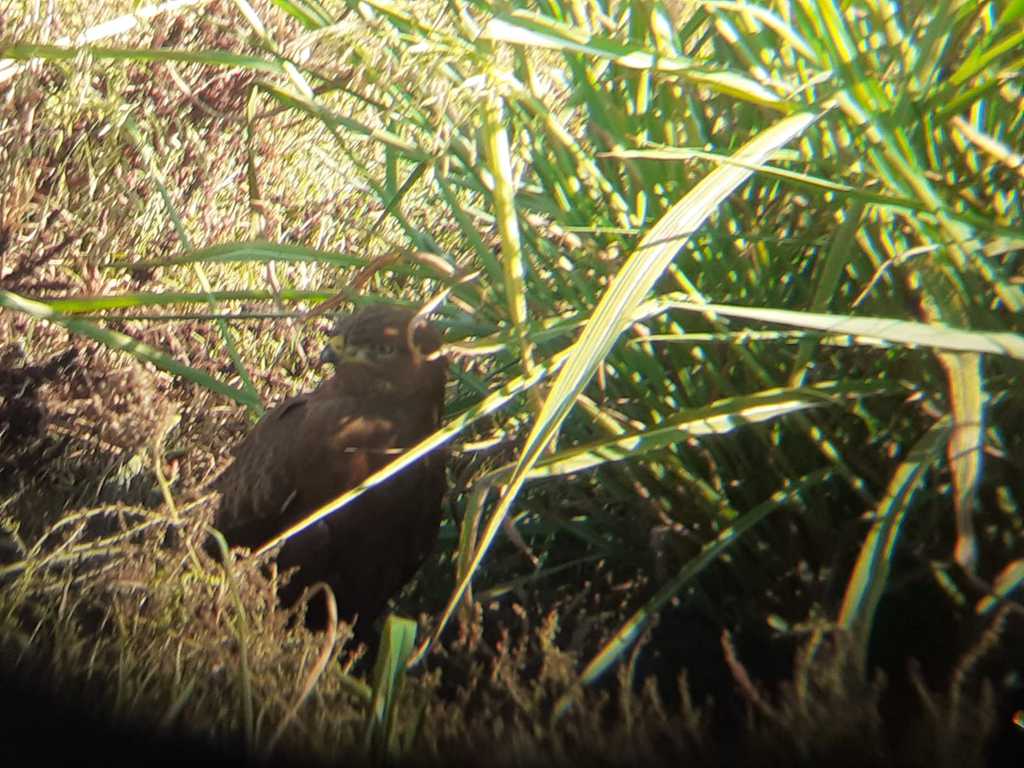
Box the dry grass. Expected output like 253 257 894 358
2 513 1013 766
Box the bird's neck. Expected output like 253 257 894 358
324 362 445 401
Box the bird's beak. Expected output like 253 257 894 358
319 335 345 367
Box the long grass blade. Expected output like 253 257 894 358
364 615 417 761
410 111 819 667
0 290 261 410
669 302 1024 359
838 418 950 667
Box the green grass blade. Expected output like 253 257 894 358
39 290 333 314
976 558 1024 614
838 418 950 667
259 82 432 161
0 289 261 410
364 615 417 761
271 0 335 29
414 110 819 665
939 352 985 572
466 380 898 484
0 42 285 74
482 93 536 404
482 10 785 108
105 241 372 271
669 302 1024 359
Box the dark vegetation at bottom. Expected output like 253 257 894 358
3 592 1021 768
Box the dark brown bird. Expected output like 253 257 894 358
212 304 447 635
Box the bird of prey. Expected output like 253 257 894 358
211 304 447 635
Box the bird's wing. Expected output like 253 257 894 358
212 391 401 547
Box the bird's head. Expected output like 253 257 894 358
320 304 446 395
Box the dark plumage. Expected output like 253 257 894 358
212 304 447 634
